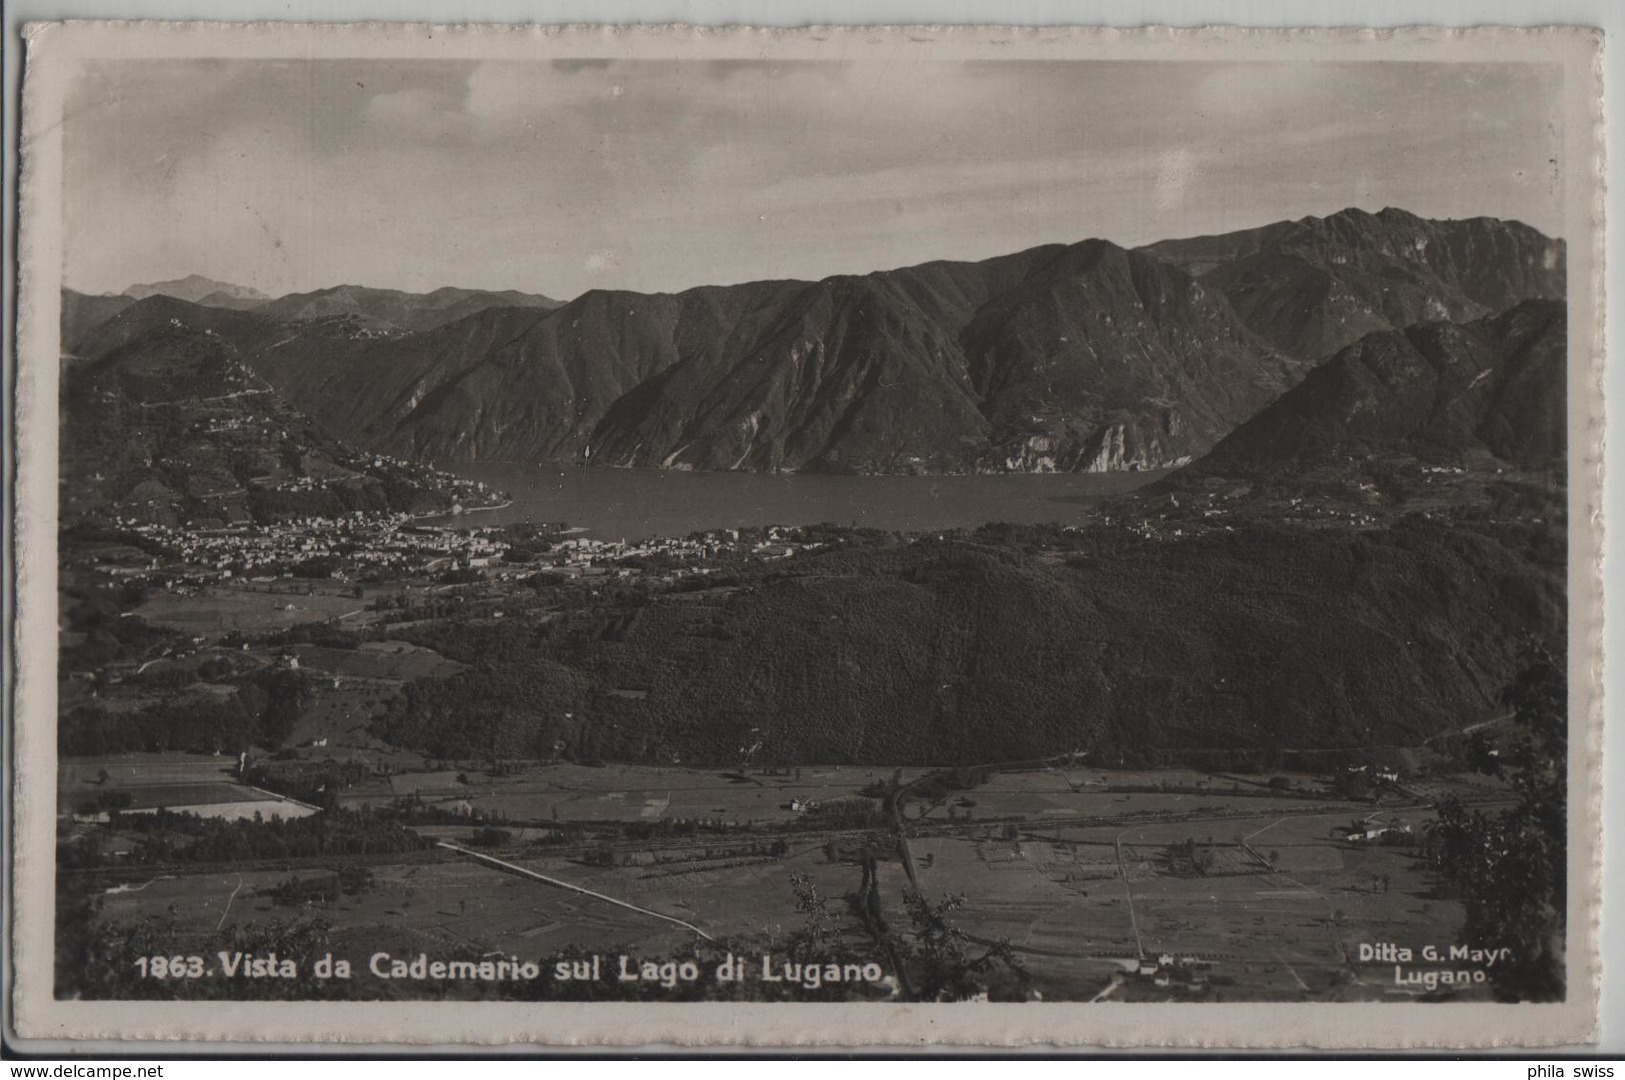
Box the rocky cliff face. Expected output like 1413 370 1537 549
960 240 1303 472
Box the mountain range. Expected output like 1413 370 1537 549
58 295 473 526
71 280 564 344
251 284 562 333
59 210 1571 763
122 274 268 304
66 207 1565 479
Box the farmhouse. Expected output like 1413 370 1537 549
1335 820 1413 843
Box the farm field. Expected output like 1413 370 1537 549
908 801 1482 1001
344 762 932 825
913 767 1340 820
134 583 378 637
290 641 467 681
246 640 464 758
66 760 1511 1002
83 813 1444 1002
58 752 317 819
88 841 900 978
121 798 320 821
92 857 700 960
907 768 1419 841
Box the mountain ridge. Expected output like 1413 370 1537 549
1190 299 1566 477
69 208 1566 477
239 235 1304 473
1144 206 1564 360
253 283 563 333
123 275 269 304
59 300 474 527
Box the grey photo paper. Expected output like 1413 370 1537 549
8 20 1605 1050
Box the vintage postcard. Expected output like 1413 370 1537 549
9 21 1604 1049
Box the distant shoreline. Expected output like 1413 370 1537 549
417 464 1171 542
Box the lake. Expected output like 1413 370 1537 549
427 463 1169 540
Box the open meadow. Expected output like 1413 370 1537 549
62 750 1512 1002
134 582 382 637
58 753 317 820
910 800 1482 1001
342 762 934 826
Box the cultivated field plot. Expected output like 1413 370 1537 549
911 835 1135 951
921 770 1362 828
89 843 915 994
60 755 242 792
227 640 464 757
70 762 1502 1001
513 843 884 941
58 753 315 819
94 867 296 928
373 763 921 825
135 585 373 636
407 825 560 843
286 683 398 752
127 798 319 821
289 641 466 681
329 859 705 958
982 807 1474 1000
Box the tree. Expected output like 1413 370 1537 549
254 669 311 749
788 873 835 961
1430 647 1566 1001
897 890 1025 1002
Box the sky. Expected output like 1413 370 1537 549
61 58 1566 300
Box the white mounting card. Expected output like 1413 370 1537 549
10 20 1605 1050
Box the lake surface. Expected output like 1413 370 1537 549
428 463 1169 540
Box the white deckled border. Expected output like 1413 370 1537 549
8 20 1606 1051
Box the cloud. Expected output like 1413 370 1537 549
61 58 1567 300
1190 63 1330 118
1155 147 1199 212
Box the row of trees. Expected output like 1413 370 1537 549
76 806 434 865
246 758 371 809
1429 648 1567 1002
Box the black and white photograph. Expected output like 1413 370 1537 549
9 21 1605 1048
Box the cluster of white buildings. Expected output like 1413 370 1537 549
89 508 830 592
550 526 817 568
100 513 511 580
